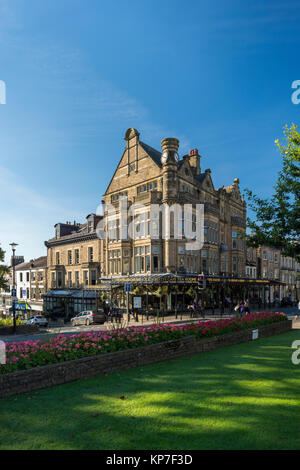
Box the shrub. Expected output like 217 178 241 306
0 318 25 328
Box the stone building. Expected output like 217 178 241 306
245 246 258 279
257 245 281 282
44 217 104 316
280 254 298 300
44 128 250 316
102 128 247 278
45 217 103 290
252 245 281 303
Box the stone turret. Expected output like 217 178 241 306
161 137 179 202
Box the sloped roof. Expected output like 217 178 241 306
195 173 207 183
15 256 47 271
139 141 162 167
46 222 89 244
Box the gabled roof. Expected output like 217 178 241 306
195 173 207 183
46 222 89 245
139 141 162 167
15 256 47 271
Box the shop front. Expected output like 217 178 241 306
85 274 284 315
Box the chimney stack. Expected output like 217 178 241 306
189 148 201 175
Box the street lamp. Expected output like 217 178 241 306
10 243 18 334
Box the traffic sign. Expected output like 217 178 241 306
11 289 16 298
125 283 131 292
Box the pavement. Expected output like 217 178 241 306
1 306 299 344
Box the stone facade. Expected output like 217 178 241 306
45 216 103 290
280 255 300 300
102 128 247 278
45 128 248 290
246 246 258 279
257 245 281 282
44 128 299 305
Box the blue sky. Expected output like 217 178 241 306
0 0 300 263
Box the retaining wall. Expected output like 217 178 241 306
0 319 292 398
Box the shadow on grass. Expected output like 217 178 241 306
0 330 300 450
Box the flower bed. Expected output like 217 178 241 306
0 312 287 375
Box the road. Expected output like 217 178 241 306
1 306 299 344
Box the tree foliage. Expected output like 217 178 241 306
244 123 300 260
0 246 9 291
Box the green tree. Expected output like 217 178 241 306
0 246 9 291
245 123 300 260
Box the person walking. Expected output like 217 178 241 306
244 299 250 314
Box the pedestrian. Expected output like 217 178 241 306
239 301 245 315
244 299 250 314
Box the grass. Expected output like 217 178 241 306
0 330 299 450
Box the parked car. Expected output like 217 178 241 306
26 315 48 327
280 297 294 307
71 309 107 326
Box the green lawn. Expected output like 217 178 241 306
0 330 299 450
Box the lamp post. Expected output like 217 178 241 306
10 242 18 334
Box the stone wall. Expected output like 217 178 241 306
0 320 292 399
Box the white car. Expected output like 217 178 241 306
26 316 48 327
